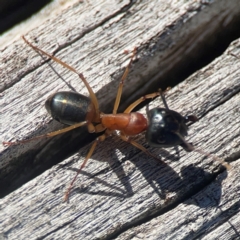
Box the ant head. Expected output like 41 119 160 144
145 107 193 151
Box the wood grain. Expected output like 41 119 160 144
0 0 240 239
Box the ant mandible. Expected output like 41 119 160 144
3 36 230 201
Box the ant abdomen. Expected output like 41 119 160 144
45 91 94 125
146 108 190 151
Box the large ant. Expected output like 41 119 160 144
3 36 230 201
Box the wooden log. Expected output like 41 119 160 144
0 0 240 239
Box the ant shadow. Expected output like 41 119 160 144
183 163 228 205
65 135 225 209
9 41 225 209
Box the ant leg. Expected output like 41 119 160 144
119 134 165 164
124 88 171 113
64 134 106 201
124 92 160 113
3 121 87 146
22 36 100 118
112 48 137 114
194 148 231 170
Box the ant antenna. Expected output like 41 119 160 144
159 88 171 110
175 132 231 170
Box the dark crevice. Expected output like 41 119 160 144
200 84 240 120
118 9 240 112
0 0 53 34
36 213 86 240
193 203 240 239
225 151 240 163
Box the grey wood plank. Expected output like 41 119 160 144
0 0 240 239
115 38 240 240
0 40 239 239
116 161 240 240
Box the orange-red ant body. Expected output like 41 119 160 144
3 37 229 201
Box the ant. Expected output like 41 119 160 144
3 36 230 201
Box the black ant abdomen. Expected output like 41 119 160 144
45 91 95 126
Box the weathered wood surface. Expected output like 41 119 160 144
0 0 240 239
116 40 240 239
0 0 80 47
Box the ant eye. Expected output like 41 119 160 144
153 114 162 122
157 134 166 143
